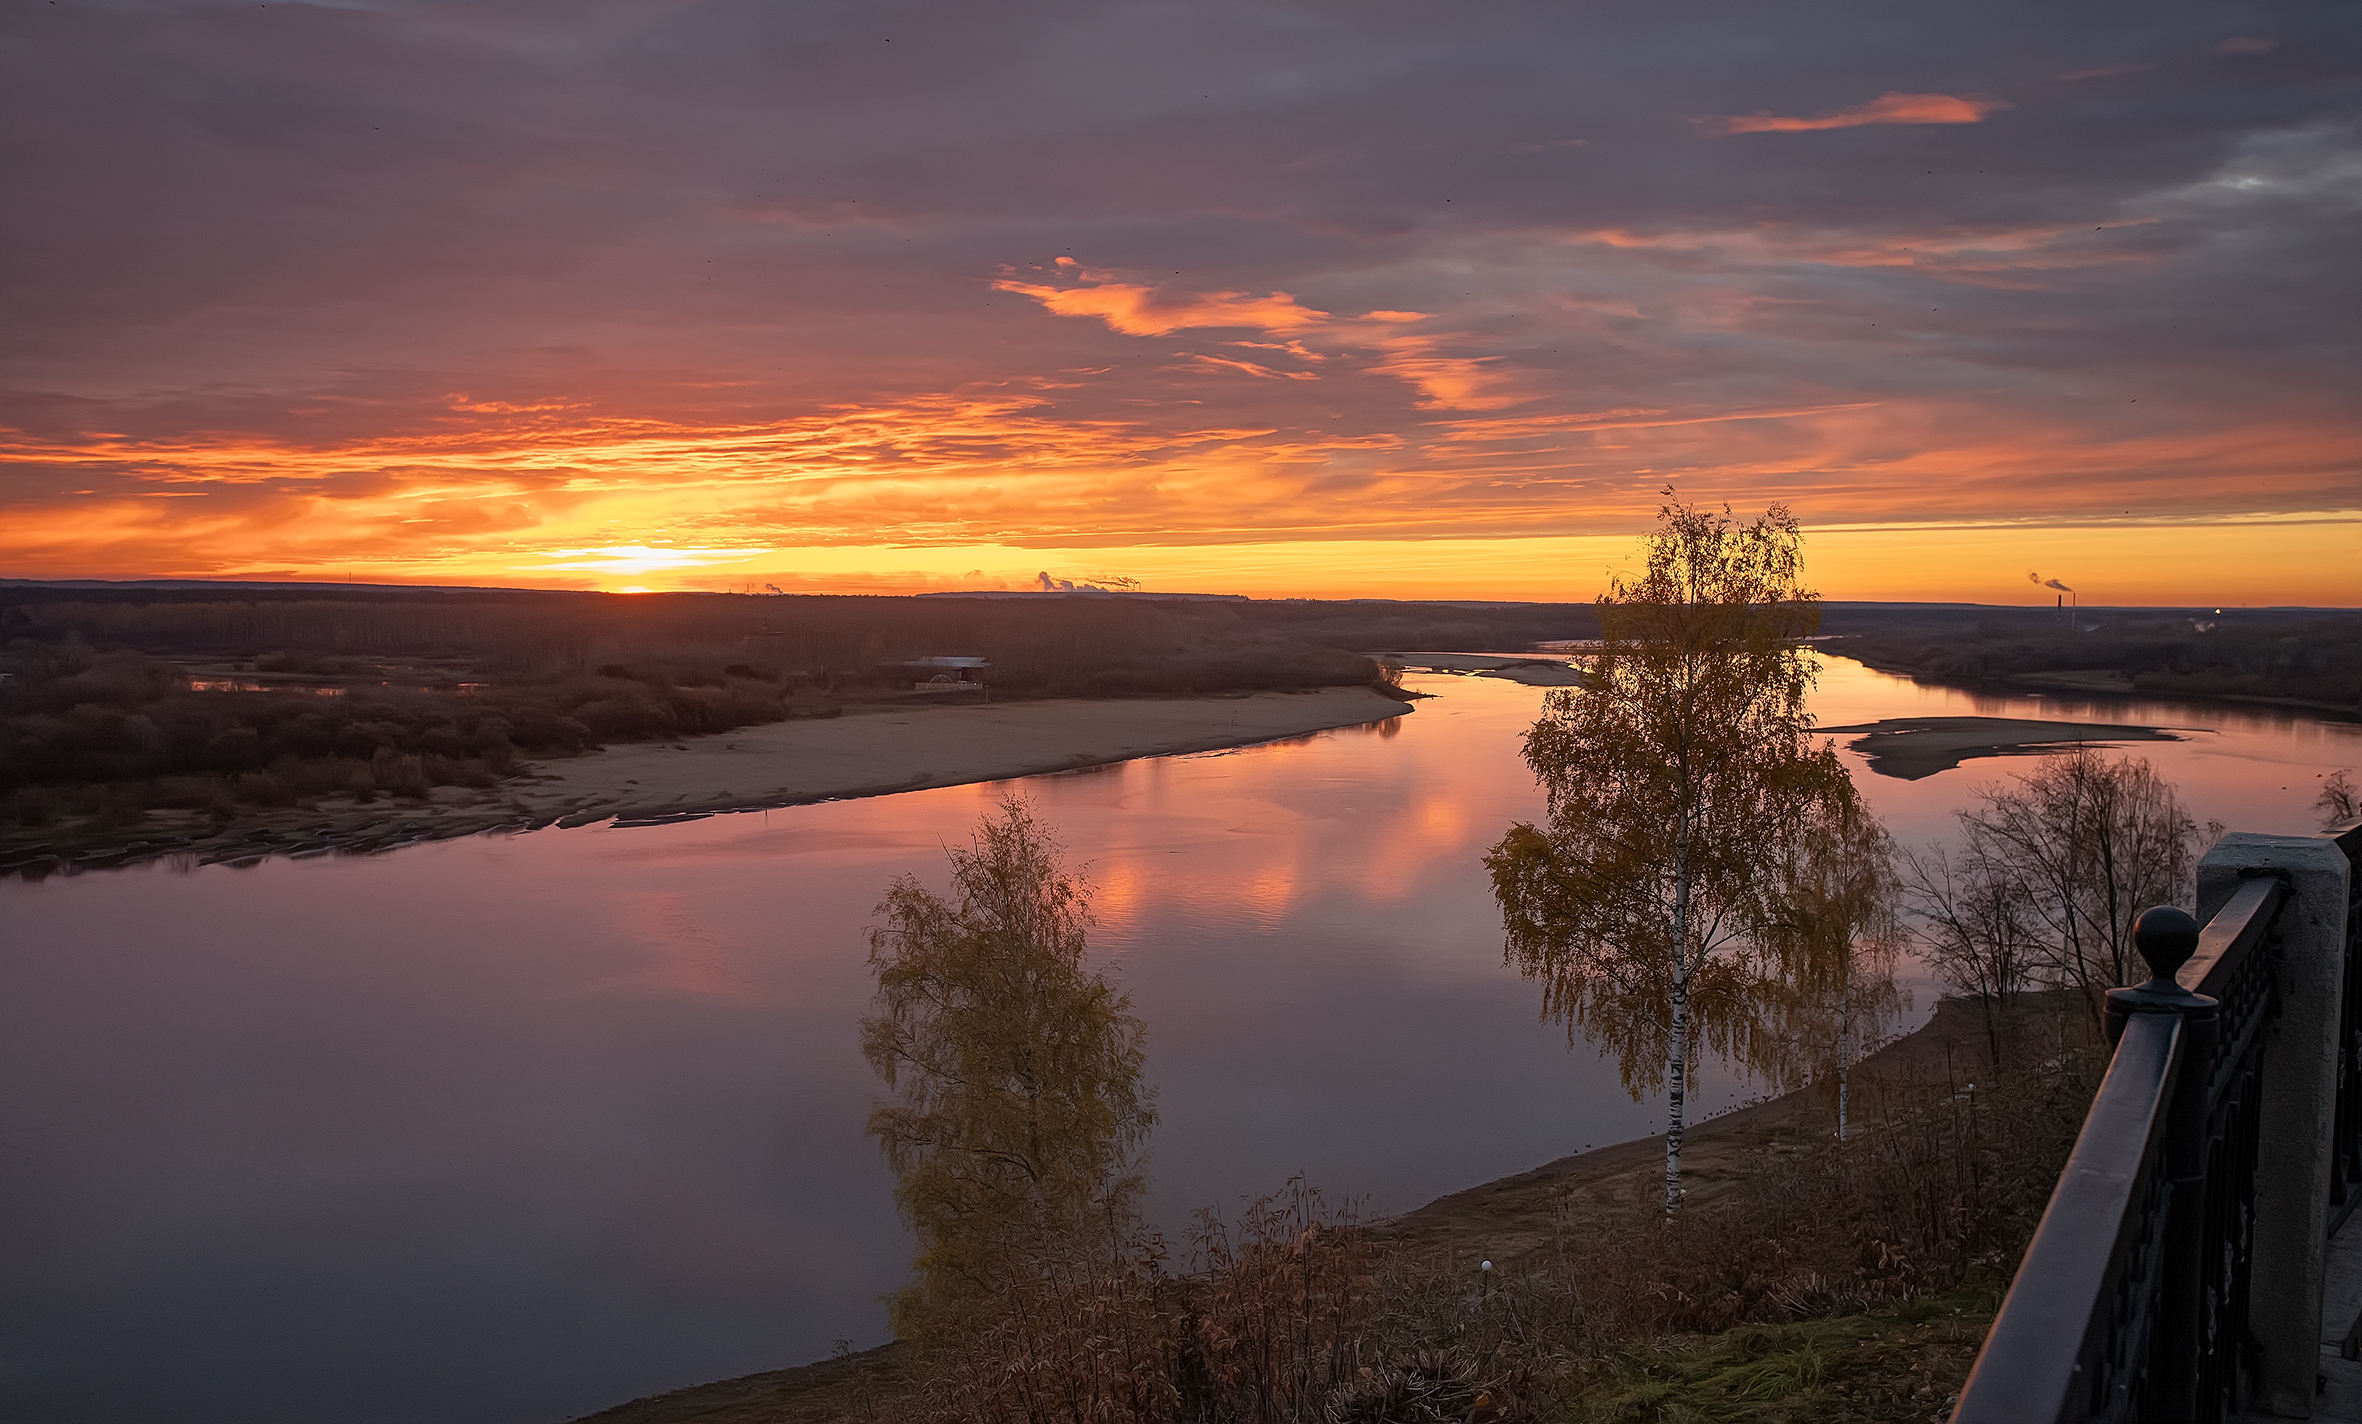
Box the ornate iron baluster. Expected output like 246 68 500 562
2182 895 2280 1416
2106 907 2221 1421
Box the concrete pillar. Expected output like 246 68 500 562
2198 833 2355 1419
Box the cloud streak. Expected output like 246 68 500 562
991 276 1333 336
1708 91 2012 134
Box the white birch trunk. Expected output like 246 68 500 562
1665 814 1691 1217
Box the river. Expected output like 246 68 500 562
2 657 2354 1424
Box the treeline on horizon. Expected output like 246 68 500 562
0 587 1600 830
1819 604 2362 710
0 584 1600 685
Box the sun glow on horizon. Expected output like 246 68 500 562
6 391 2355 607
14 519 2342 607
531 546 780 578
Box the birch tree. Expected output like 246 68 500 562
863 799 1157 1339
1487 497 1849 1215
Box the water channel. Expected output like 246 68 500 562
3 657 2355 1423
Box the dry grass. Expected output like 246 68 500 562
1562 1287 1997 1424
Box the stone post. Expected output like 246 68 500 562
2198 833 2355 1418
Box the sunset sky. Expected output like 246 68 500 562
3 1 2356 604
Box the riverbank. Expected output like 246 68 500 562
572 997 2023 1424
1834 648 2362 721
0 687 1414 879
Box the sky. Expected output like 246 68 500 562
2 0 2357 604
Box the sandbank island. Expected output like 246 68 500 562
3 687 1415 876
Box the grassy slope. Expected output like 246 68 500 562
569 1301 1999 1424
572 1000 2024 1424
1567 1289 1995 1424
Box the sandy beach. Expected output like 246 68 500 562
508 686 1417 825
4 687 1416 876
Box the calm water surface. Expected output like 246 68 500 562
3 659 2354 1423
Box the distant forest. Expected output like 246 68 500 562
0 585 1600 827
1818 604 2362 713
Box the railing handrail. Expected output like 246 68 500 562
1954 1012 2184 1421
2330 818 2362 1234
2180 874 2286 1000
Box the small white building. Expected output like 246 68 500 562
897 656 991 696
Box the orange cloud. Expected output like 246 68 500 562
1708 91 2011 135
1225 339 1327 362
993 267 1432 340
1171 353 1321 381
993 276 1331 335
1419 402 1875 446
446 394 591 415
1367 336 1529 410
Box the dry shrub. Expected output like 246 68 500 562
1180 1185 1386 1418
913 1225 1176 1424
420 752 497 788
1323 1347 1531 1424
232 770 297 807
904 1181 1539 1424
3 785 62 826
87 785 147 829
369 748 430 798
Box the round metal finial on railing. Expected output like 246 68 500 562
2132 905 2202 985
2104 906 2218 1046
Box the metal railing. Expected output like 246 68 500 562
1955 822 2362 1424
2332 821 2362 1237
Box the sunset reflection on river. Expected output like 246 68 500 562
1 660 2353 1424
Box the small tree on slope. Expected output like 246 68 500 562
862 798 1156 1339
1486 496 1852 1216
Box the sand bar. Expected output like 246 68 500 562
512 686 1416 824
1821 714 2196 780
1376 651 1588 686
5 688 1415 876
